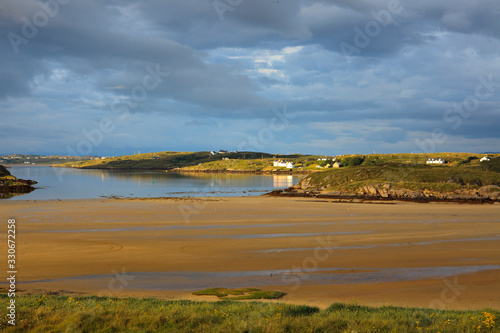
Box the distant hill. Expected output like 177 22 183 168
281 156 500 201
55 151 306 170
54 151 500 173
0 154 95 165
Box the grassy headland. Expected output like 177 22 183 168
55 151 314 172
1 295 498 332
283 153 500 200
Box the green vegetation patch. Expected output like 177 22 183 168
302 162 500 193
0 295 498 332
56 151 308 170
481 156 500 173
192 288 286 300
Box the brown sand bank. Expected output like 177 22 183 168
0 196 499 310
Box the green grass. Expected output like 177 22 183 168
339 152 499 167
480 157 500 173
53 151 500 173
0 295 498 332
301 162 500 194
55 151 309 170
192 288 286 300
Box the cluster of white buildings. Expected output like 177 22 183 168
317 156 336 161
426 158 446 165
273 160 295 169
210 150 229 155
426 156 492 165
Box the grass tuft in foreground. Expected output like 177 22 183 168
0 295 498 332
192 288 286 300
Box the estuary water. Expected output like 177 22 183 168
6 166 302 200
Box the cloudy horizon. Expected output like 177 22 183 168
1 0 499 156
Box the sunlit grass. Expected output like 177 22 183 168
192 288 286 300
305 161 500 194
1 295 498 332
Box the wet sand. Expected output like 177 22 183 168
1 196 499 310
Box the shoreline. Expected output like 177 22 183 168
171 168 314 175
52 164 316 175
1 196 499 310
267 189 500 205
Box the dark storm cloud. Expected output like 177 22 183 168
0 0 498 154
0 0 269 110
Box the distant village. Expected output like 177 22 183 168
208 150 494 170
0 154 98 165
0 152 494 168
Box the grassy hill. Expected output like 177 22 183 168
55 151 500 179
336 152 497 167
178 157 318 172
301 162 500 193
56 151 309 170
289 154 500 199
480 156 500 173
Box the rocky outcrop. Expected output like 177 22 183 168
0 166 37 197
0 178 37 193
273 183 500 203
0 165 11 177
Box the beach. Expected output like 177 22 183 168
1 196 499 310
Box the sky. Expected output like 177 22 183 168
0 0 499 156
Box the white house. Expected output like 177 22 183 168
210 151 217 156
273 160 295 169
480 156 491 162
426 158 445 165
317 156 336 161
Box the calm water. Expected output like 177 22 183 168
6 166 302 200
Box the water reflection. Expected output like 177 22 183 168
258 235 500 253
6 166 303 200
273 175 294 188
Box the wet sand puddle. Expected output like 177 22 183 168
13 265 500 292
258 235 500 253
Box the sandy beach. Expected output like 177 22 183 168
1 196 499 310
